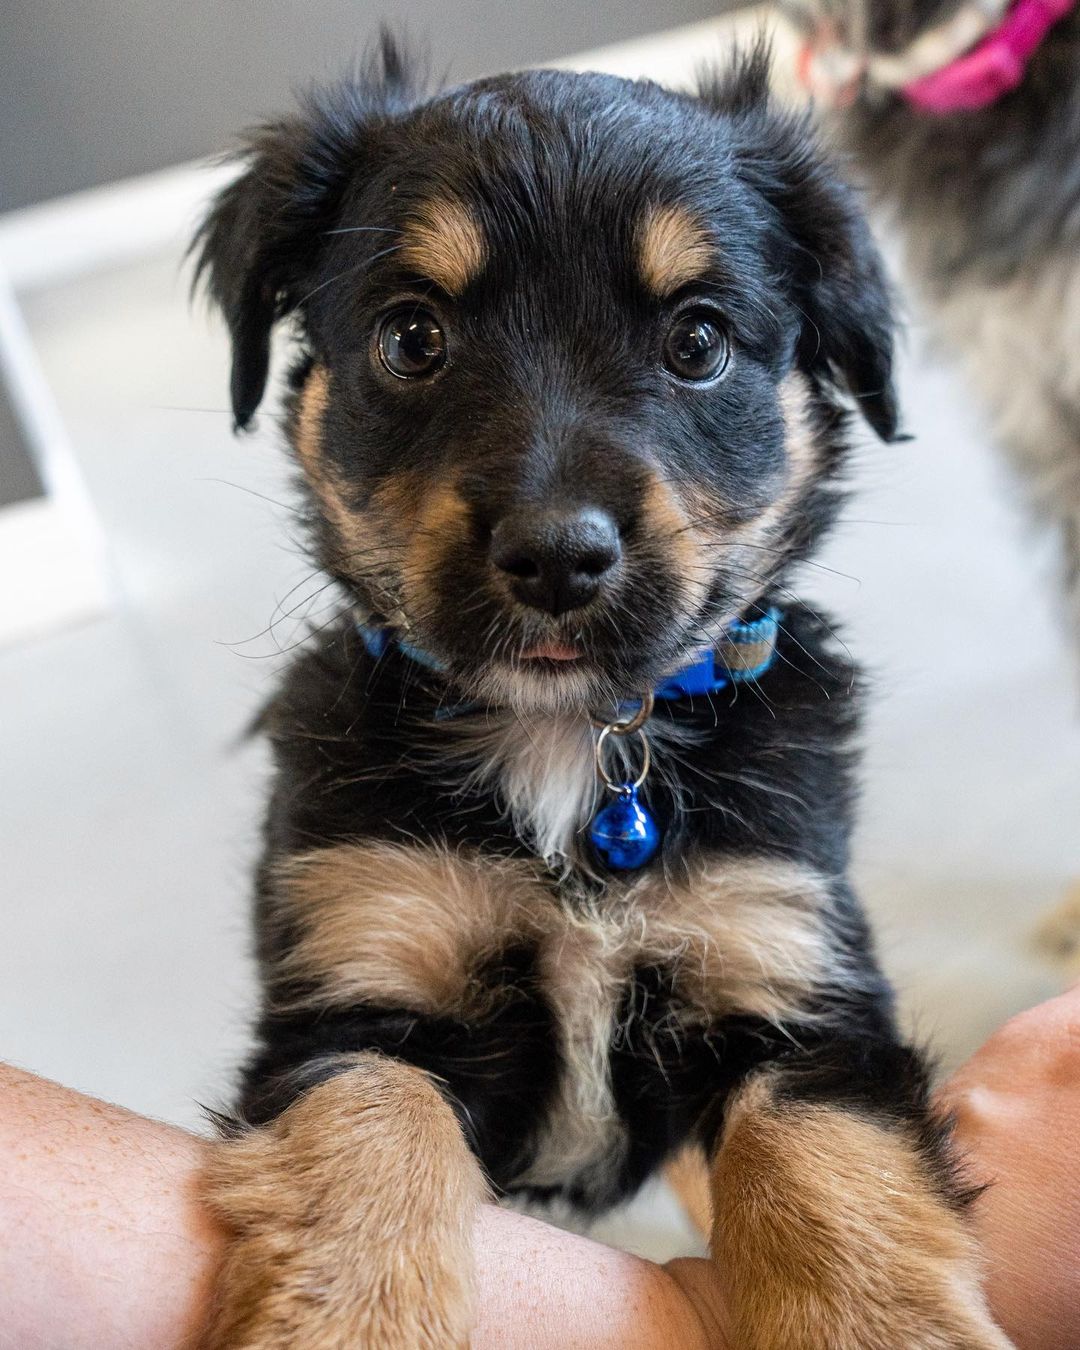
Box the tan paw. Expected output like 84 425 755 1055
711 1080 1015 1350
202 1055 485 1349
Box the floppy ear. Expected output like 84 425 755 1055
191 33 416 430
700 47 901 443
758 128 901 443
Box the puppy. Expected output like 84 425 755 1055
785 0 1080 646
193 39 1012 1349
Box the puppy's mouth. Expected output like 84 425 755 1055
397 556 734 712
519 640 582 664
453 607 705 714
418 610 660 713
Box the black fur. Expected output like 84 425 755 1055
195 38 960 1239
192 37 421 429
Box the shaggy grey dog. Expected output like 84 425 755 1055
783 0 1080 644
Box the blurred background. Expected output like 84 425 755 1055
1 1 1077 1260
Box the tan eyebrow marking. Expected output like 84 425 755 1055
398 198 487 296
637 204 715 297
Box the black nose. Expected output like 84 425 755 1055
490 506 622 616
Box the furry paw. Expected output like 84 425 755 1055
201 1056 484 1349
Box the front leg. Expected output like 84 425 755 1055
202 838 556 1348
708 1040 1013 1350
202 1052 486 1350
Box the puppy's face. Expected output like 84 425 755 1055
197 46 897 712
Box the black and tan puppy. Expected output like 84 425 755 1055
194 39 1012 1349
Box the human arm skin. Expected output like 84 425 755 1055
939 986 1080 1350
0 1061 720 1350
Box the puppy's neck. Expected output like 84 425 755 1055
435 709 696 875
441 711 597 870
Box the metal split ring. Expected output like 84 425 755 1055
595 723 652 793
589 690 655 735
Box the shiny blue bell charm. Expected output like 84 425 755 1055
590 694 660 871
589 783 660 870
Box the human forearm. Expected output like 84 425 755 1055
0 1063 714 1350
0 1062 222 1350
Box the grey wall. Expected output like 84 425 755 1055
1 0 718 211
0 384 43 508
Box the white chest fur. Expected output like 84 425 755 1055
442 711 609 869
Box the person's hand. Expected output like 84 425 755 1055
940 985 1080 1350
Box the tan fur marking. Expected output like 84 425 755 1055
293 364 330 474
711 1077 1013 1350
371 468 424 535
294 365 351 532
271 837 848 1197
398 478 473 630
520 852 842 1190
519 895 635 1187
638 204 715 297
275 842 549 1015
733 369 820 544
630 855 845 1025
293 367 424 610
638 372 822 639
698 368 823 622
293 366 370 574
276 842 837 1025
203 1054 486 1349
776 369 820 501
399 199 487 296
664 1143 712 1239
640 473 713 617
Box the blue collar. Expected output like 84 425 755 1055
652 608 781 698
356 607 781 711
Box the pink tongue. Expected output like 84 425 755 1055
522 641 580 662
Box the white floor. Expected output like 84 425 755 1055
1 24 1077 1262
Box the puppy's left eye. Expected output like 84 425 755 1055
378 307 447 379
663 311 730 382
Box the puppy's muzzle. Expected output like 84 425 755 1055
489 505 622 616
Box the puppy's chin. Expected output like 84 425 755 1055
445 629 704 717
423 602 743 717
460 658 624 718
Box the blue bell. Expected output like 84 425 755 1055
589 785 660 870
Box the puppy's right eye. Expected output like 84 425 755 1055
662 310 730 383
377 307 447 379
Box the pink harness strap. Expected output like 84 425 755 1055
903 0 1075 112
